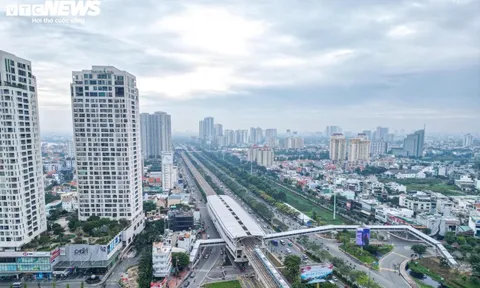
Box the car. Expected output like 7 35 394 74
183 281 190 287
190 272 196 278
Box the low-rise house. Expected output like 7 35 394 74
60 192 78 212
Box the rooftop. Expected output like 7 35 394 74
207 195 265 239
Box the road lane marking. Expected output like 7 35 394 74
380 268 397 272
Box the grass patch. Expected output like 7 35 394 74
413 278 435 288
204 280 242 288
412 258 479 288
270 182 346 224
340 244 377 265
379 179 463 196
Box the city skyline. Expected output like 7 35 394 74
0 0 478 134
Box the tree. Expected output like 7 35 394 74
444 232 456 244
80 282 84 288
172 252 190 269
143 201 157 212
66 285 70 288
411 244 427 256
284 255 301 282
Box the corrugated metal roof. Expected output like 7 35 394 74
208 195 264 239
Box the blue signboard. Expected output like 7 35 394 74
356 228 370 246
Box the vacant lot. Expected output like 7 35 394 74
272 182 346 224
380 178 464 196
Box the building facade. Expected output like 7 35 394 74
325 126 341 137
140 111 172 158
404 129 425 158
0 51 47 248
348 136 370 162
152 240 172 277
161 151 176 192
329 133 346 161
71 66 143 221
248 145 274 167
464 133 473 147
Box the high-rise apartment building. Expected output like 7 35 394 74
348 135 370 162
203 117 215 143
371 141 387 157
325 126 341 137
373 126 389 141
140 111 172 158
256 127 264 143
285 132 304 149
199 120 204 140
265 128 277 147
247 145 274 167
198 117 215 143
403 129 425 158
214 124 223 138
223 129 236 146
329 133 347 161
161 151 176 192
66 140 75 158
71 66 142 221
0 51 47 248
362 130 372 140
236 129 248 145
464 134 473 147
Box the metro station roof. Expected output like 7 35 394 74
208 195 265 240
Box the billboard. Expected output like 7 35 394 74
356 228 370 246
300 264 334 284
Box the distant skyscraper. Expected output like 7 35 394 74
464 133 473 147
362 130 372 140
214 124 223 137
256 127 263 143
236 129 248 144
325 126 341 137
199 120 204 140
403 129 425 158
374 126 389 141
71 65 143 221
203 117 215 143
329 133 347 161
140 111 172 158
0 51 47 248
348 134 370 162
265 128 277 147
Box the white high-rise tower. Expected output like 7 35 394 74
140 111 172 158
71 66 143 221
0 51 47 248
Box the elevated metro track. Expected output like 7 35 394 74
181 151 286 287
180 151 216 196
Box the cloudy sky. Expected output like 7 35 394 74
1 0 479 135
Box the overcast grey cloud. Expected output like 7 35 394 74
0 0 479 134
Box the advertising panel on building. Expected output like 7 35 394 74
300 264 334 284
356 228 370 246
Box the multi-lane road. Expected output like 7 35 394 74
184 150 424 288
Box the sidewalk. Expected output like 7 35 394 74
399 258 417 288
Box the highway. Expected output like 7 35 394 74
178 156 222 287
180 151 281 288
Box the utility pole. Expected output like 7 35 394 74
333 191 337 220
